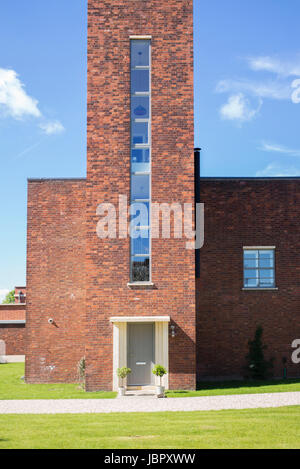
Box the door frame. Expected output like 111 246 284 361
110 316 170 391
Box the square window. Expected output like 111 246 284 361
243 248 275 288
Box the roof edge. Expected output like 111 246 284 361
0 304 26 308
27 177 86 182
200 177 300 181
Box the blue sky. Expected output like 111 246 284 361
0 0 299 296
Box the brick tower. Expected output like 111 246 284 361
86 0 196 390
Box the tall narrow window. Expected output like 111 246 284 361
130 39 151 282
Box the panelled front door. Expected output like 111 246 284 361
127 323 154 385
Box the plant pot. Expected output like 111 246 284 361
156 385 165 396
118 386 126 397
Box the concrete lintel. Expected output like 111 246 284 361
110 316 170 323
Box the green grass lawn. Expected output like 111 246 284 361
0 363 116 399
1 363 300 399
0 407 299 449
166 378 300 398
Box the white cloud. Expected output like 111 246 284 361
0 68 41 119
259 142 300 157
0 68 65 137
256 163 300 177
0 289 9 303
216 79 290 100
248 56 300 77
39 120 65 135
216 54 300 124
220 93 261 123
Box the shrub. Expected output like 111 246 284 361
245 326 274 380
77 357 86 389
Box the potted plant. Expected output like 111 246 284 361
116 367 131 396
152 364 167 397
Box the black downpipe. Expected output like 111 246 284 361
194 148 201 278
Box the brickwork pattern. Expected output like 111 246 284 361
0 304 25 321
86 0 196 390
0 326 25 355
197 179 300 380
25 180 86 383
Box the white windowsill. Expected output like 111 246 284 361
127 282 155 289
242 288 278 291
127 282 154 286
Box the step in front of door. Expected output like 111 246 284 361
126 385 156 391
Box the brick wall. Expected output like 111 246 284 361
197 179 300 380
0 305 26 355
25 179 86 383
0 304 25 321
86 0 196 390
0 325 25 355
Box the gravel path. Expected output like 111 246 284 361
0 392 300 414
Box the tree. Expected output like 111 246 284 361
245 326 274 380
2 289 15 304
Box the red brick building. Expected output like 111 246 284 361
25 0 300 389
0 287 26 360
197 179 300 380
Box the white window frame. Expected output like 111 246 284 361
243 246 276 290
130 38 152 283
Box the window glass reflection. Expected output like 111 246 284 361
131 96 149 119
132 122 148 145
131 149 150 172
131 41 150 67
131 174 150 200
131 70 149 93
